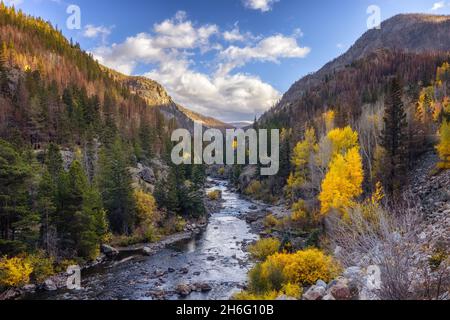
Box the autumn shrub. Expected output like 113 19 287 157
248 248 340 295
244 180 262 196
207 190 221 201
233 290 279 300
263 214 279 230
326 195 447 300
218 167 226 176
25 251 55 283
248 238 281 262
0 256 33 288
280 282 303 299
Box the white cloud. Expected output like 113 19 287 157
217 34 310 76
83 25 113 41
144 59 280 121
431 1 446 11
92 11 309 121
223 27 246 42
243 0 279 12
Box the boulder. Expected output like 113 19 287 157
101 244 119 258
139 166 156 184
316 280 327 289
303 285 326 300
329 279 353 300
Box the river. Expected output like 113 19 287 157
30 179 260 300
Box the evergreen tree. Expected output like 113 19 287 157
0 41 9 95
139 119 155 164
0 140 37 255
380 78 409 197
98 137 135 234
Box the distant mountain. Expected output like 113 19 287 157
228 121 254 129
105 70 232 132
260 14 450 130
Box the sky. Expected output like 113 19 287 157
5 0 450 122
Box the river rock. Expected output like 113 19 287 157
168 267 175 273
43 279 57 291
303 285 326 300
329 279 353 300
154 269 167 277
142 247 154 256
179 267 189 274
176 284 193 297
316 280 327 289
207 256 216 261
101 244 119 258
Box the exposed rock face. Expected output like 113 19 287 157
119 76 231 133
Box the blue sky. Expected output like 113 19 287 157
6 0 450 122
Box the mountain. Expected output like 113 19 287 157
261 14 450 128
0 3 223 150
105 69 232 132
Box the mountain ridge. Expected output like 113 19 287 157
269 13 450 116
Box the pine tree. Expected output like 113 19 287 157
46 143 63 179
380 78 409 197
0 41 9 95
0 140 37 255
139 119 155 164
98 137 135 234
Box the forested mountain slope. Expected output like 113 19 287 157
0 3 209 279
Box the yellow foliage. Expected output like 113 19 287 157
248 238 281 262
322 110 336 132
327 126 359 156
281 283 303 299
288 128 317 192
291 128 317 168
291 200 310 227
245 180 262 196
437 120 450 170
319 147 364 216
207 190 221 201
416 87 436 124
248 248 340 294
218 167 226 176
134 190 160 226
263 214 279 229
371 182 385 206
0 256 33 288
233 291 279 301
